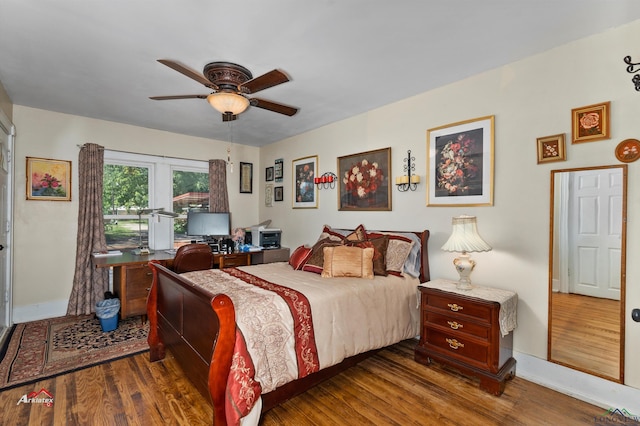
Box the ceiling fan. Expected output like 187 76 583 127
150 59 299 122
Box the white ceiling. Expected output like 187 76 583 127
1 1 639 147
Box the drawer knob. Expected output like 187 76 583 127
447 303 463 312
446 338 465 350
447 321 463 330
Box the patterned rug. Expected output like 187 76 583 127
0 315 149 391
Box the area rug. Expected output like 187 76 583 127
0 315 149 391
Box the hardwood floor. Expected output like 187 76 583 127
550 292 620 379
0 340 606 425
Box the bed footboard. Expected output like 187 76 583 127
147 261 235 425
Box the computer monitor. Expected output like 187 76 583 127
186 212 231 238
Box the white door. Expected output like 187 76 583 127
568 168 622 300
0 111 13 339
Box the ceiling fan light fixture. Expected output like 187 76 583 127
207 92 250 115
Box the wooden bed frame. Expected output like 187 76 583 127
147 230 430 425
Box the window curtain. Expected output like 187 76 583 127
67 143 109 315
208 159 229 213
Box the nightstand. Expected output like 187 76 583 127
213 252 251 268
414 279 517 395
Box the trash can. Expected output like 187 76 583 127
95 298 120 332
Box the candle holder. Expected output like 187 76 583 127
623 55 640 91
395 150 420 192
314 172 337 190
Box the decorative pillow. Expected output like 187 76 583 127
289 245 313 270
344 235 389 276
316 225 349 242
344 224 367 242
367 232 415 276
301 237 343 274
321 246 374 279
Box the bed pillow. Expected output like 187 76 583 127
289 245 313 270
301 237 343 274
343 224 367 242
321 246 374 279
343 234 389 276
367 232 415 276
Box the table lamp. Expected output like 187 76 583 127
441 215 492 290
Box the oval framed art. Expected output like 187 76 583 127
615 138 640 163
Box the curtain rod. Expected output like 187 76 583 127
76 144 214 162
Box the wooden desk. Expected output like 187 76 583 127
93 251 175 319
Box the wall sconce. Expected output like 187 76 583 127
395 150 420 192
314 172 337 189
623 56 640 91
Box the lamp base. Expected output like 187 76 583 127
453 252 476 291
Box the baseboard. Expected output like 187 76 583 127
12 299 68 323
514 350 640 414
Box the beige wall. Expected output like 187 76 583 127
11 106 260 317
0 80 13 121
259 20 640 391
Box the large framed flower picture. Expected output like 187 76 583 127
427 116 494 207
571 101 610 144
338 147 391 211
26 157 72 201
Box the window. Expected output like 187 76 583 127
103 151 208 250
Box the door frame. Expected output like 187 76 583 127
0 108 14 332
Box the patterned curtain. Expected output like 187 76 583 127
209 159 229 213
67 143 109 315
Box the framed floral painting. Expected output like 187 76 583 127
292 155 318 208
537 133 566 164
26 157 72 201
338 147 391 211
427 116 494 206
571 101 610 144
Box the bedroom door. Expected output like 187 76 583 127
568 168 622 300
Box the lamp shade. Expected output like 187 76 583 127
441 215 492 253
207 92 250 115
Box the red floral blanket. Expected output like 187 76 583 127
181 268 320 425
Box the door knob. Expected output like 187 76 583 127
632 309 640 323
0 244 4 250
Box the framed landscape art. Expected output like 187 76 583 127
26 157 72 201
427 116 494 206
338 147 391 211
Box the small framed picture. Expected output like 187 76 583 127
239 162 253 193
274 158 284 182
274 186 284 202
615 138 640 163
571 101 610 144
265 184 273 207
26 157 72 201
265 166 274 181
292 155 318 208
536 134 566 164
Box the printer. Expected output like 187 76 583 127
247 226 282 249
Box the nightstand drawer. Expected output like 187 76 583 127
425 292 492 323
426 311 490 340
425 327 489 366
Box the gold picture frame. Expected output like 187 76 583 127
292 155 318 208
427 116 494 206
338 147 391 211
26 157 72 201
537 134 566 164
571 101 610 144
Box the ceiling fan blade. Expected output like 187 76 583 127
250 98 299 116
240 69 290 94
149 94 208 100
157 59 218 89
